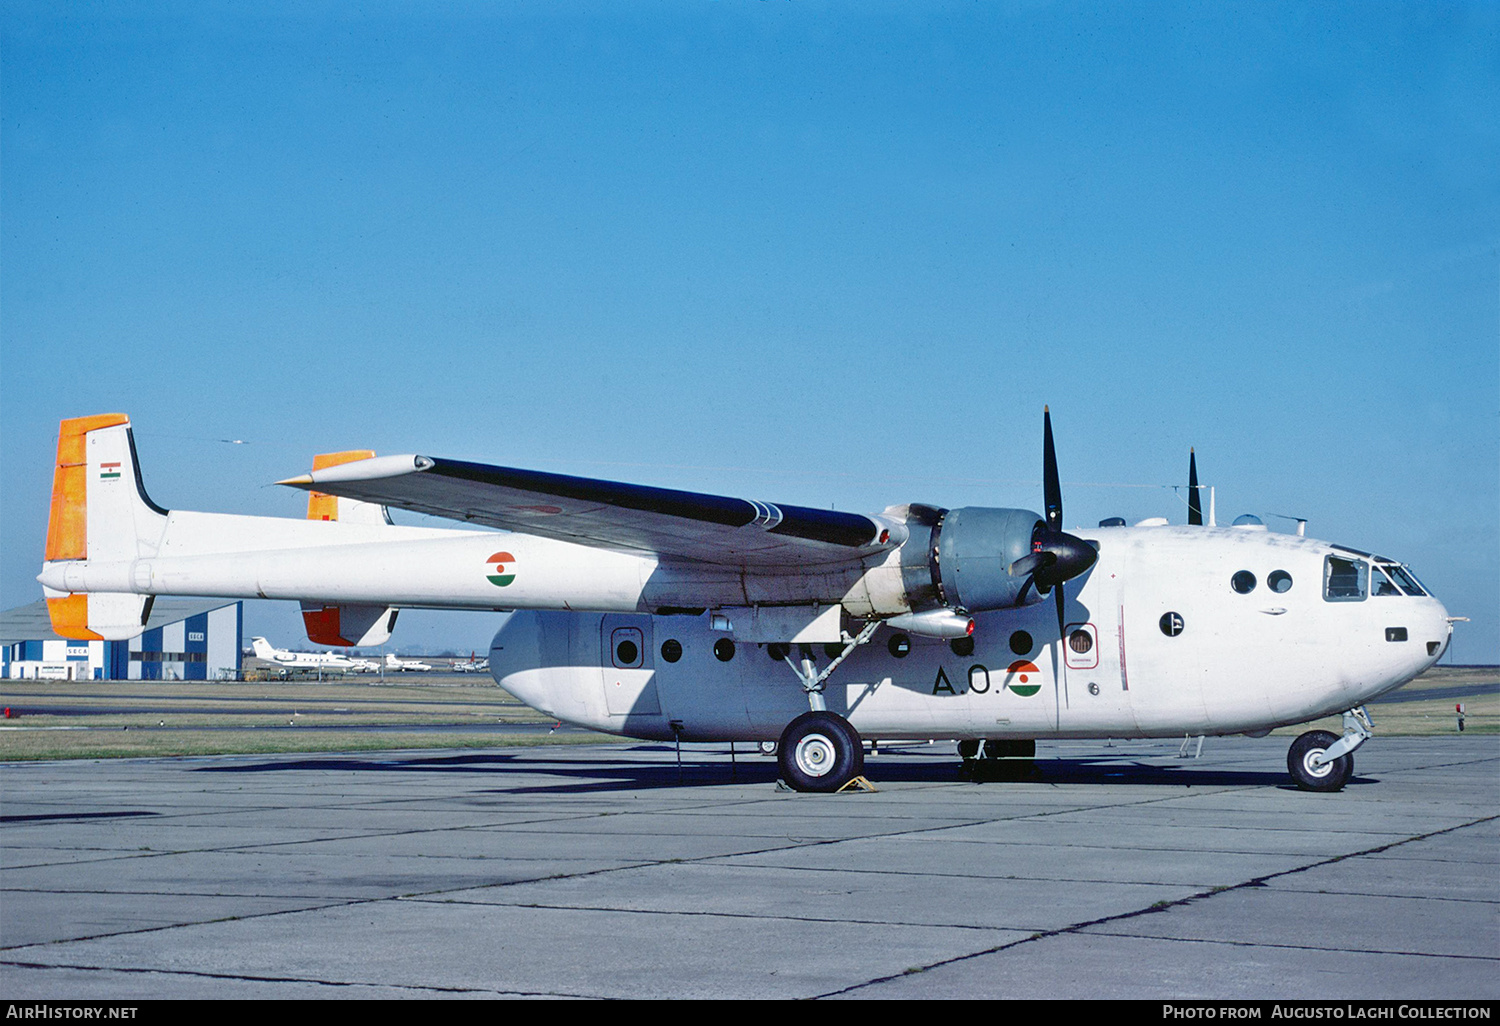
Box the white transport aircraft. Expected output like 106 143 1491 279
39 412 1454 792
383 652 433 672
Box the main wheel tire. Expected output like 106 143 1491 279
957 739 981 760
778 711 863 792
1287 730 1353 792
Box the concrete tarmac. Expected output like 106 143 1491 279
2 736 1496 1000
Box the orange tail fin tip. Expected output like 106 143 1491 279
306 450 376 521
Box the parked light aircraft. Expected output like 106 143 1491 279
39 412 1453 792
249 636 377 673
384 652 433 672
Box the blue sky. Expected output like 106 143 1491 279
3 1 1497 661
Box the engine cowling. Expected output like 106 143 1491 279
930 506 1045 613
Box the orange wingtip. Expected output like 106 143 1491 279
307 450 375 520
45 414 131 562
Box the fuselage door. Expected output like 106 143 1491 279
601 615 660 716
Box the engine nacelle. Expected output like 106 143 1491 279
929 506 1045 613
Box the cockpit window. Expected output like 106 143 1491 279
1374 562 1426 597
1324 556 1367 601
1371 565 1401 597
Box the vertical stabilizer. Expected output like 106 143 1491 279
305 451 391 525
43 414 168 640
300 449 399 646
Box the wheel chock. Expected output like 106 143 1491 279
774 776 879 793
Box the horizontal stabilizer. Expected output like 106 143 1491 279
47 591 152 642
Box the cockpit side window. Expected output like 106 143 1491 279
1371 565 1402 597
1377 563 1426 597
1324 556 1367 601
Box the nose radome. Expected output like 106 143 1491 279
1425 597 1454 661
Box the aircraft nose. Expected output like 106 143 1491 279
1423 596 1454 662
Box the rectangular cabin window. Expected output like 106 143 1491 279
1324 556 1367 602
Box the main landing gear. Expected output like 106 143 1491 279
1286 707 1373 792
959 738 1037 780
772 621 881 792
778 711 864 792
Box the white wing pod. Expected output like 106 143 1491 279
883 608 975 639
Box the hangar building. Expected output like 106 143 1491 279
0 599 243 681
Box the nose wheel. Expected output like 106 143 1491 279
778 711 864 792
1287 729 1354 792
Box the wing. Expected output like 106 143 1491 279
279 455 901 568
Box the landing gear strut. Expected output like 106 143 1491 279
771 620 880 792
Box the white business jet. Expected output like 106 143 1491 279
383 652 433 672
38 411 1453 792
249 636 373 672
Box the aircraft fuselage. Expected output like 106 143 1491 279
488 525 1450 743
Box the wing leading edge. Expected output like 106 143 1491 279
280 455 901 568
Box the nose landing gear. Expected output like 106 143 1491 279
1287 708 1372 792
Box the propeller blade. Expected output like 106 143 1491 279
1043 406 1062 533
1009 550 1053 578
1023 408 1098 598
1188 448 1203 526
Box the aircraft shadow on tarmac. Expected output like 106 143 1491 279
188 748 1341 794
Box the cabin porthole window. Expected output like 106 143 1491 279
1231 571 1257 594
888 633 911 658
1009 630 1033 656
713 638 736 662
660 639 682 663
1269 570 1293 593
